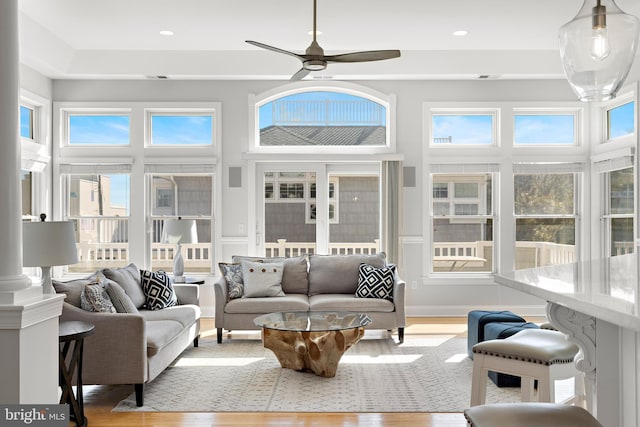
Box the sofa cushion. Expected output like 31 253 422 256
140 270 178 310
218 262 244 300
309 294 395 312
52 272 102 308
105 280 139 314
308 253 387 295
139 304 201 328
80 281 117 313
241 261 285 298
355 263 396 301
102 263 146 309
145 320 185 357
225 294 309 314
232 255 309 294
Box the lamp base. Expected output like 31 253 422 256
173 244 185 283
40 266 54 294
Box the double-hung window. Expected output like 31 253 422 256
513 164 581 270
147 167 214 274
430 164 497 273
60 164 131 273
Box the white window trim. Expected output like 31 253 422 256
512 107 582 147
144 107 219 148
53 102 222 273
248 81 396 155
427 107 500 148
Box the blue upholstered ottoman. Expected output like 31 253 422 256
467 310 526 359
484 321 541 387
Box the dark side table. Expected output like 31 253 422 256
59 320 95 427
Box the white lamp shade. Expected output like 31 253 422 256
161 219 198 245
559 0 640 102
23 221 78 267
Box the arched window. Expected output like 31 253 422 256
252 84 395 153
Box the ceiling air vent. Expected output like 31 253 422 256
145 75 169 80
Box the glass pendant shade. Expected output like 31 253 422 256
559 0 640 102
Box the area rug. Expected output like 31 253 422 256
113 335 521 413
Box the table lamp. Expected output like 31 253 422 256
23 214 78 294
161 217 197 283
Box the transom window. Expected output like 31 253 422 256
257 90 389 148
430 109 498 146
20 105 35 140
514 111 578 146
606 101 635 141
147 112 214 146
65 112 130 146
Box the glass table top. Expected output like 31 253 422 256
254 311 372 332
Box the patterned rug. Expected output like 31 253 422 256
112 335 521 413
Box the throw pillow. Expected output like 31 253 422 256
102 263 146 309
80 280 117 313
140 270 178 310
52 272 102 308
218 262 244 300
232 255 309 294
355 263 396 301
105 280 139 313
241 260 285 298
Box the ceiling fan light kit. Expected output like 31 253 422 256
246 0 400 80
559 0 640 102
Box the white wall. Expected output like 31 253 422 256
50 78 586 316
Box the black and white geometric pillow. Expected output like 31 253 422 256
355 263 396 301
140 270 178 310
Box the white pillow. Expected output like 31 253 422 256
241 260 285 298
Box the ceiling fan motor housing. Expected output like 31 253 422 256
304 59 327 71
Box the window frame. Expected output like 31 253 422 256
512 167 581 271
428 169 498 276
249 82 396 155
512 108 581 147
428 108 500 148
61 108 132 147
145 109 217 147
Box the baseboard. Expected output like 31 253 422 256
406 304 547 318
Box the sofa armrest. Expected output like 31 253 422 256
174 283 199 306
60 302 148 384
393 278 406 327
213 277 228 328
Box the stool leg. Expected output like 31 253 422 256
521 375 536 402
470 354 488 406
537 376 552 402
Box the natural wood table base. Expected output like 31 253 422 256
262 327 365 377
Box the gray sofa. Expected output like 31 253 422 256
54 264 201 407
214 253 406 343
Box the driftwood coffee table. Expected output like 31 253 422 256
254 311 372 377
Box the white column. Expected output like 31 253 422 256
0 0 65 404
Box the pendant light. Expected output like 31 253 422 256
559 0 640 102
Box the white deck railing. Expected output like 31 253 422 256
264 239 381 258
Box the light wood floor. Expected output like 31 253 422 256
82 316 543 427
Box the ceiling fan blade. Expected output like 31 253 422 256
290 68 311 81
245 40 304 60
325 50 401 63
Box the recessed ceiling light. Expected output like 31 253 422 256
453 30 468 36
159 30 174 36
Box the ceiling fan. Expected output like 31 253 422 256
246 0 401 80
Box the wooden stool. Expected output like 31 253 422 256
471 329 581 406
464 403 602 427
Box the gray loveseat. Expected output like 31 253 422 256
214 253 406 343
54 264 201 407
